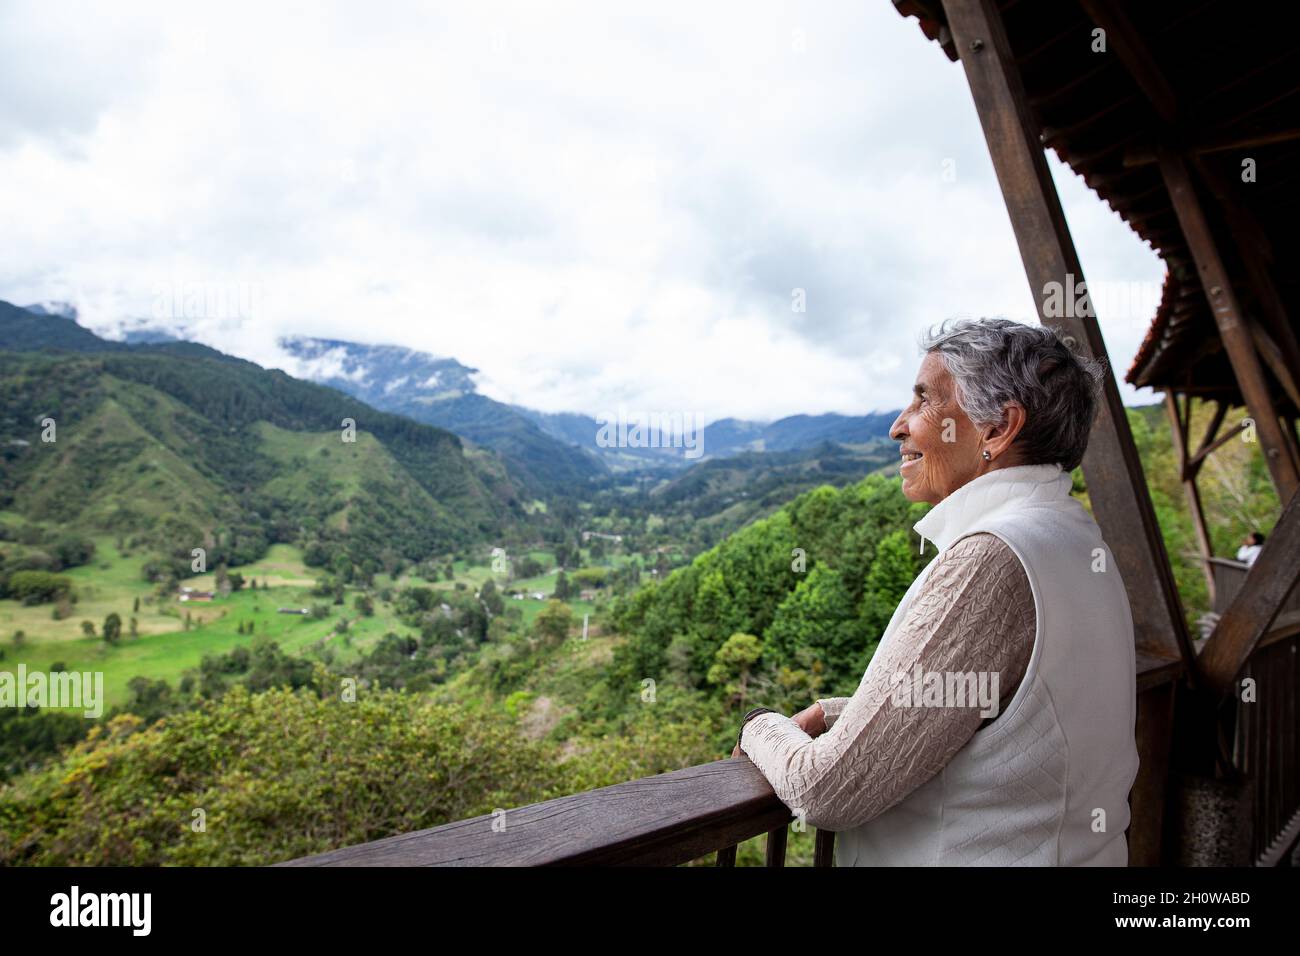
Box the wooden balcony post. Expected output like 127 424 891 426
1157 150 1300 504
1199 489 1300 698
938 0 1193 667
1163 391 1216 600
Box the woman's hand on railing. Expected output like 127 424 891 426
794 702 829 737
731 702 827 758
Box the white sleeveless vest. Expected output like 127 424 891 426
837 462 1140 866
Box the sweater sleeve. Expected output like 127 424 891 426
816 696 853 729
739 532 1035 832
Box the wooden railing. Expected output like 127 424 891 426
1208 557 1300 622
1184 557 1300 865
1230 630 1300 864
282 654 1186 867
279 758 835 866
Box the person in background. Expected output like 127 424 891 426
1236 531 1265 567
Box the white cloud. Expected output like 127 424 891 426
0 0 1164 423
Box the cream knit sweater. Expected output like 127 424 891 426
739 531 1035 832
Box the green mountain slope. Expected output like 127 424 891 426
0 347 521 574
610 472 933 713
279 336 606 497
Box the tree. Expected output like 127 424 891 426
861 529 916 638
765 566 865 689
479 579 504 616
654 551 671 577
354 594 375 617
50 536 95 571
102 613 123 645
7 570 73 606
133 596 140 613
533 600 573 648
130 617 138 638
553 570 571 601
81 620 96 638
513 555 543 579
707 632 764 711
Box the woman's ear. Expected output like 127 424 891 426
983 402 1027 460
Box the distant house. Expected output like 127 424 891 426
581 531 623 543
177 587 215 603
439 603 454 619
578 589 598 601
277 607 310 615
529 591 546 600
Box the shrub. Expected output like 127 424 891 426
6 570 73 606
0 685 576 866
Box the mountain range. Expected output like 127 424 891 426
0 301 521 574
276 336 899 479
1 302 903 525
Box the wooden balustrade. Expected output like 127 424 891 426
280 755 835 867
1225 631 1300 865
1208 557 1300 622
283 656 1186 867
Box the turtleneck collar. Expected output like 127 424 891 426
913 462 1071 554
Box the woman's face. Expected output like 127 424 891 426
889 352 988 505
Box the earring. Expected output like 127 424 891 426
982 450 992 460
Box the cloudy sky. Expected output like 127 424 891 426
0 0 1165 422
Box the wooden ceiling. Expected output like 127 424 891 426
895 0 1299 413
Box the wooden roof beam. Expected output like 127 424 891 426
1039 93 1140 149
1077 0 1178 124
1124 128 1300 167
939 0 1194 667
1196 158 1300 404
1190 412 1248 471
1027 57 1115 110
1190 399 1231 469
1163 392 1216 600
1158 149 1300 501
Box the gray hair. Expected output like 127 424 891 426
918 317 1107 472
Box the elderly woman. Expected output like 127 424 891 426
733 317 1140 866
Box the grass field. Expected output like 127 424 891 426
1 540 403 708
2 538 610 709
